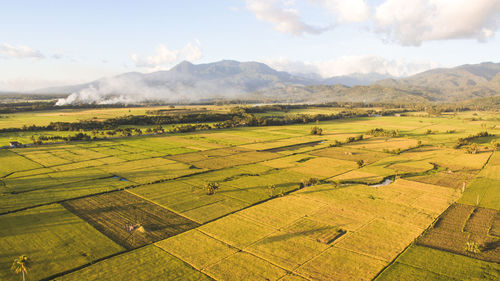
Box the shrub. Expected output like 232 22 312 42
310 126 323 135
466 143 479 154
367 128 399 137
329 140 342 147
465 241 481 254
205 182 220 195
301 178 320 187
268 184 277 197
491 140 499 150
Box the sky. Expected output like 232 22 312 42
1 0 499 92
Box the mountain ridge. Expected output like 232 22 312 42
33 60 500 104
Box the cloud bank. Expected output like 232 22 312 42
245 0 330 36
265 55 440 77
375 0 500 45
246 0 500 45
131 40 203 69
0 43 44 59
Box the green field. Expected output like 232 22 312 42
0 105 499 280
376 245 500 281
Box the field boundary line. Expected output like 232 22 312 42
9 149 47 168
38 249 128 281
195 227 301 276
152 243 217 280
186 228 301 280
154 229 240 271
124 189 199 223
372 199 463 280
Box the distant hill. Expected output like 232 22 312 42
33 60 500 104
375 62 500 101
34 60 316 96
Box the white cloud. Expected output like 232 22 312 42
182 40 203 61
245 0 369 36
131 44 179 68
0 43 44 59
132 41 203 69
247 0 500 45
264 55 440 77
374 0 500 46
313 0 370 23
245 0 329 35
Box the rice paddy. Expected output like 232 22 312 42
0 106 499 280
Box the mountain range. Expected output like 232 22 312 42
33 60 500 104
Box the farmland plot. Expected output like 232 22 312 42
459 152 500 210
0 204 124 281
376 245 500 281
417 203 500 263
309 146 390 164
0 177 132 214
55 245 211 281
62 191 199 249
0 150 42 177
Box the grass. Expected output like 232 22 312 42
335 219 421 262
0 109 499 280
309 146 390 164
0 204 124 281
459 152 500 209
289 157 357 178
155 229 238 270
203 251 288 281
198 214 276 248
54 245 212 281
376 245 500 281
0 150 42 177
245 230 330 271
0 177 132 214
295 246 386 281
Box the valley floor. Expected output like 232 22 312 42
0 112 499 280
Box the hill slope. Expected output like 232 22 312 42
376 62 500 101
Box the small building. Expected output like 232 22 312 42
9 141 22 148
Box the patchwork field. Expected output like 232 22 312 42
0 107 499 280
376 245 500 281
61 191 199 249
417 203 499 263
55 245 212 281
0 204 124 281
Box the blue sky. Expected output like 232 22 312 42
1 0 499 91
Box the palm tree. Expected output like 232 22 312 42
11 255 30 281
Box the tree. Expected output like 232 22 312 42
11 255 30 281
466 143 479 154
205 182 219 195
268 184 277 197
301 178 319 187
310 126 323 135
356 159 365 168
491 140 499 150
